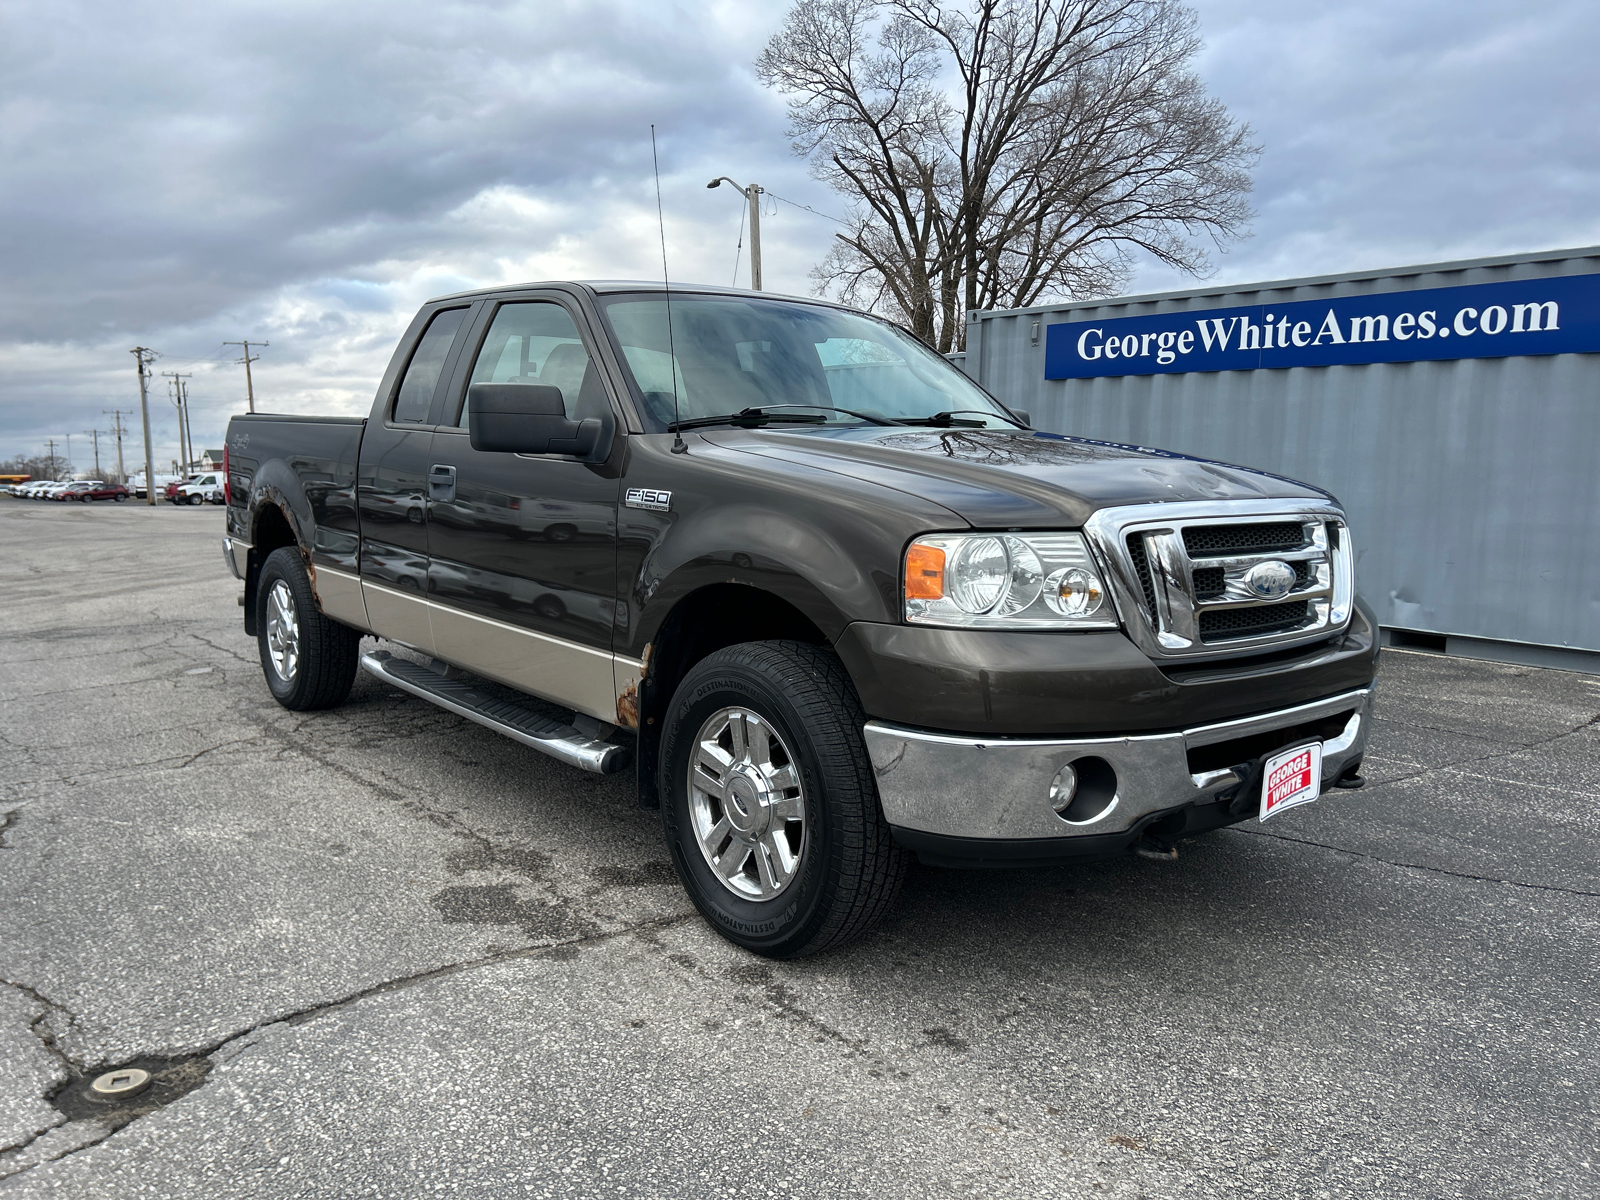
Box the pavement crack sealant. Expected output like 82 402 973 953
0 916 691 1182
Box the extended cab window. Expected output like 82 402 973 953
392 307 468 423
456 302 608 425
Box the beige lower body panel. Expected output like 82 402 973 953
314 566 371 632
429 605 618 721
362 581 641 723
361 581 435 655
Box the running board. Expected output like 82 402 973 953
359 651 629 775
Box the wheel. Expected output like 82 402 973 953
114 494 127 502
188 492 203 505
256 546 361 711
660 641 908 958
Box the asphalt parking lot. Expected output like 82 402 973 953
1 501 1596 1198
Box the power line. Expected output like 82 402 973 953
764 190 850 227
730 200 747 288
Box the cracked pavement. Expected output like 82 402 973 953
1 501 1596 1197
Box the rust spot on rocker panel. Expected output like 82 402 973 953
615 642 651 730
616 681 640 730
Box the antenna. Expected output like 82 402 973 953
651 125 686 454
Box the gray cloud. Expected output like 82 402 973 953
1130 0 1600 290
3 0 1596 471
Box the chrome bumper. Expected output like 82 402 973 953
221 535 250 581
863 688 1372 841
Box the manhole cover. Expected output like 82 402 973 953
90 1068 152 1099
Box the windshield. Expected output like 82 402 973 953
596 294 1016 431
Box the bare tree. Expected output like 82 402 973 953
0 454 69 480
757 0 1259 351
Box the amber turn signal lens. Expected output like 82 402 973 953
905 543 946 600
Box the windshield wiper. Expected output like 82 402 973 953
892 410 1012 428
668 407 829 432
749 404 901 427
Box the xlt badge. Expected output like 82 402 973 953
625 488 672 513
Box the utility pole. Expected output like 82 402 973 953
163 371 192 471
83 429 103 477
706 177 763 290
44 439 59 480
180 379 195 473
224 340 267 413
64 433 72 476
132 347 157 505
103 409 130 483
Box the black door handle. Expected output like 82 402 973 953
428 464 456 503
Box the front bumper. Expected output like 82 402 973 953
864 687 1372 851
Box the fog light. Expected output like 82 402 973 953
1050 756 1119 825
1048 763 1078 814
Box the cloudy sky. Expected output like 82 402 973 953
2 0 1596 473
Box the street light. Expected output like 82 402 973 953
707 176 763 290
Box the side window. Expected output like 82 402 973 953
392 307 469 424
457 302 607 426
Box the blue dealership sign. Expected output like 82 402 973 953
1044 273 1600 379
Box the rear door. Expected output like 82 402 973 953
424 295 623 722
357 302 478 654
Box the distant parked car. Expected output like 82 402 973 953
171 472 225 505
61 481 130 502
130 473 183 498
38 482 74 499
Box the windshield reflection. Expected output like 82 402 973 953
597 294 1015 432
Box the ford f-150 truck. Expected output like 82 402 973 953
223 281 1377 958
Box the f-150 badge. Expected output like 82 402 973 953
625 488 672 513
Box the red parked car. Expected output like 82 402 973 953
59 481 130 502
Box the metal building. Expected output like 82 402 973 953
961 245 1600 672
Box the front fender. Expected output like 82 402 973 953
631 503 892 648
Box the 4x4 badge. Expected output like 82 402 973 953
625 488 672 513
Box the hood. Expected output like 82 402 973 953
702 426 1330 527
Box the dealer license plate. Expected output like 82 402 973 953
1259 743 1322 822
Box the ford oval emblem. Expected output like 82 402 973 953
1245 560 1297 600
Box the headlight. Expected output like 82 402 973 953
903 532 1118 629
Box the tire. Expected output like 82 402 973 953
114 494 127 502
660 641 908 959
187 493 203 506
256 547 361 711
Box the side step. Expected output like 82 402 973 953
359 651 629 775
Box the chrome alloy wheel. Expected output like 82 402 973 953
265 580 300 682
688 707 807 900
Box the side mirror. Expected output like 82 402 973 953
467 383 613 462
1011 409 1031 428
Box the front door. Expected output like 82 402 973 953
425 297 622 722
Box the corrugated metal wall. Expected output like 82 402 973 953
965 247 1600 657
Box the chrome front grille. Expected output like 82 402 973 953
1084 500 1356 660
